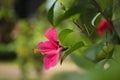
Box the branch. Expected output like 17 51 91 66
92 0 114 29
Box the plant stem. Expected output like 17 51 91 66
92 0 114 29
73 20 83 30
92 0 105 17
92 0 120 45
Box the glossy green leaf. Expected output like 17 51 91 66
95 59 107 69
60 30 91 48
55 5 80 25
91 13 102 26
113 45 120 61
61 41 84 64
103 5 113 19
47 0 57 25
70 13 80 20
112 0 120 38
113 20 120 38
94 0 113 19
112 0 120 21
52 0 98 26
79 7 97 27
51 71 82 80
96 0 113 10
84 43 106 62
71 54 95 70
58 29 73 45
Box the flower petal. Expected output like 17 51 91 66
38 41 57 55
43 54 59 70
45 28 58 42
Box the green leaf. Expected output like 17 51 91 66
103 5 113 19
52 0 98 26
95 59 107 69
91 13 102 26
112 0 120 21
96 0 113 10
47 0 57 25
112 1 120 38
71 54 95 70
70 13 80 20
79 7 97 28
113 45 120 61
61 41 84 64
55 6 80 25
51 71 82 80
95 0 113 19
59 29 73 44
84 43 106 62
59 30 91 48
113 20 120 38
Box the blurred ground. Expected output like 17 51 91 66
0 63 20 80
0 60 84 80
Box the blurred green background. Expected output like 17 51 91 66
0 0 82 80
0 0 49 80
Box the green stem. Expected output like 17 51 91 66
92 0 104 17
84 24 90 36
92 0 114 30
91 0 120 45
73 20 83 31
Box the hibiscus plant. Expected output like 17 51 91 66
35 0 120 79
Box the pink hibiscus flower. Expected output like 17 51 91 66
34 28 63 70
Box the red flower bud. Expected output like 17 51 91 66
96 19 111 35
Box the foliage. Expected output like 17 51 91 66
46 0 120 79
